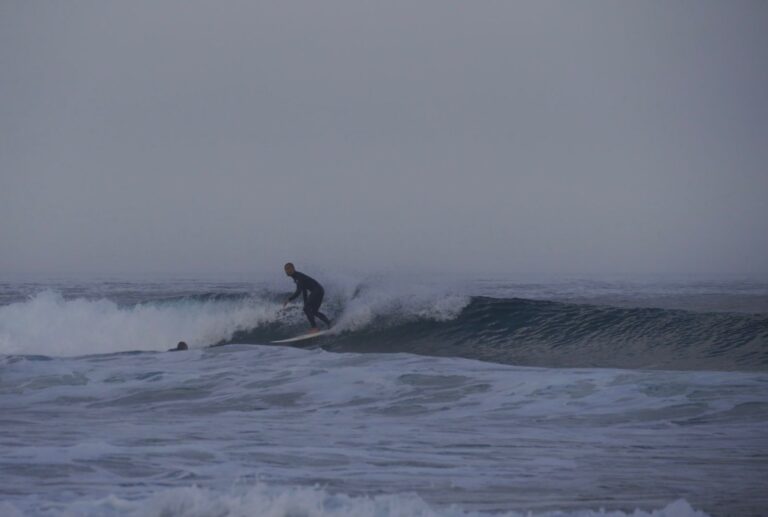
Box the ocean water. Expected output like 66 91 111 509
1 276 767 516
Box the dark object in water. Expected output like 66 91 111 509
169 341 188 352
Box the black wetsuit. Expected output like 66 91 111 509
288 271 331 328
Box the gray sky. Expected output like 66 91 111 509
2 1 767 278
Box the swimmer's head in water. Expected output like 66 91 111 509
284 263 295 276
176 341 188 350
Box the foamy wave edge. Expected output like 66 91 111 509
0 291 281 356
0 284 470 356
0 484 709 517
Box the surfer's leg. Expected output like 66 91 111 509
310 289 331 327
303 304 317 328
316 311 331 327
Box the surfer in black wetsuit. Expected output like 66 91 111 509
283 263 331 331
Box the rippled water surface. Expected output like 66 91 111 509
1 346 767 515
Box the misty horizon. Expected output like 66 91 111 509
2 1 767 279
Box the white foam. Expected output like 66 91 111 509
327 276 469 332
3 347 755 516
0 291 279 357
0 279 470 357
1 484 709 517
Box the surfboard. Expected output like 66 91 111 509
271 329 332 344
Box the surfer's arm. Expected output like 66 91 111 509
285 283 301 305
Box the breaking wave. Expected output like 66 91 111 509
1 288 766 371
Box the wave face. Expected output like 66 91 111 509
1 281 767 371
233 296 768 371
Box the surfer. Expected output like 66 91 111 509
283 263 331 332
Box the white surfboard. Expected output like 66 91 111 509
271 329 332 344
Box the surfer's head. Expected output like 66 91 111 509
174 341 188 351
284 262 295 276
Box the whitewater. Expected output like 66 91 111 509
1 277 767 516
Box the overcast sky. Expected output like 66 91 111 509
1 1 767 278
